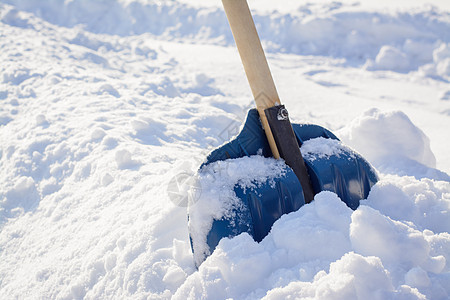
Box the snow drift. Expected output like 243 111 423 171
3 0 450 76
0 0 449 299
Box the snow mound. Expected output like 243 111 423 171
364 175 450 234
0 0 449 299
419 43 450 80
366 45 410 72
177 186 450 299
2 0 450 73
339 108 447 180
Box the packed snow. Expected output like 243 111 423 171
301 137 356 161
0 0 449 299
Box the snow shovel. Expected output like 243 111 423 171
189 0 378 265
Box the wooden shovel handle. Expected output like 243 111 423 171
222 0 281 159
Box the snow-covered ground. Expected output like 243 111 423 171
0 0 449 299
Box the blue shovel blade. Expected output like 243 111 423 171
195 109 378 261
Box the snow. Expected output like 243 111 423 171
177 191 450 299
0 0 449 299
338 108 446 181
301 137 356 161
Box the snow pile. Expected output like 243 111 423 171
1 0 231 39
339 108 435 167
176 188 450 299
366 45 411 72
339 108 450 181
364 176 450 235
264 252 409 300
420 43 450 80
0 0 449 299
365 41 450 77
3 0 450 74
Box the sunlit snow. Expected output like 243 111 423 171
0 0 449 299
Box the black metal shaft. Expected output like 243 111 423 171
264 105 315 203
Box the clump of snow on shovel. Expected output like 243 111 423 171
301 137 357 161
188 155 289 266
